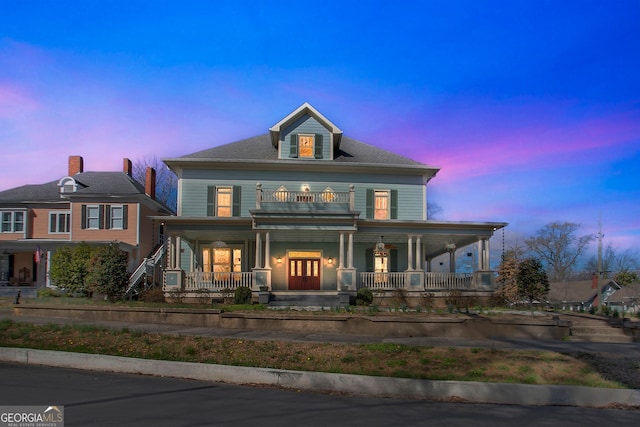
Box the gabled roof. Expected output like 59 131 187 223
0 172 150 203
547 279 621 304
269 102 343 149
606 282 640 304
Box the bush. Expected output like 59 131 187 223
37 288 65 298
234 286 252 305
139 287 165 303
355 287 373 306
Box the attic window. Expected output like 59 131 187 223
299 135 315 158
58 176 78 193
290 133 324 159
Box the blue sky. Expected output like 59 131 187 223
1 0 639 260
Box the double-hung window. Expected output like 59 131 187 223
86 205 100 229
49 211 71 233
366 189 398 220
1 211 24 233
109 205 124 229
374 190 390 220
207 186 241 217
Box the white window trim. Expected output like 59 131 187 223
86 205 100 230
110 205 124 230
49 211 71 234
1 211 25 233
374 189 390 220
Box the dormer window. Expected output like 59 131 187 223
57 176 78 193
299 135 315 158
289 133 324 159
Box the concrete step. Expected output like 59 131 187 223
267 294 341 308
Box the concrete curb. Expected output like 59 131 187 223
1 348 638 408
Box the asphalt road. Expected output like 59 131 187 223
1 362 638 427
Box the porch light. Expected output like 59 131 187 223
327 257 333 265
445 242 456 251
374 236 388 257
211 240 227 248
277 256 282 264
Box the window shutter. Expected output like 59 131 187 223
390 190 398 219
98 205 105 229
123 205 128 230
365 248 373 272
390 249 398 272
206 187 215 216
81 205 87 229
314 134 323 158
232 186 241 217
105 205 111 229
289 134 298 158
366 189 373 219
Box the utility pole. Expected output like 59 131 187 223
597 216 604 312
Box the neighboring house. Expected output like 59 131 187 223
159 103 507 299
605 282 640 314
548 277 623 312
0 156 173 292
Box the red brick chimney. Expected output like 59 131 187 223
68 155 83 176
123 158 132 177
592 273 598 289
145 167 156 199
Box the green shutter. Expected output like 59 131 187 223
123 205 128 230
390 190 398 219
81 205 87 229
289 134 298 158
232 186 241 216
314 133 323 158
365 248 373 272
390 249 398 272
366 189 373 219
206 186 214 216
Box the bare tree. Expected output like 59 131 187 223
133 155 177 212
584 245 640 278
524 221 594 282
427 201 442 219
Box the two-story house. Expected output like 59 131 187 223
159 103 507 302
0 156 172 294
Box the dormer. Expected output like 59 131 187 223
57 176 78 194
269 103 343 160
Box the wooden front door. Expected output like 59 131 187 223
289 258 320 290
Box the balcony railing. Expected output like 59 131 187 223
256 184 355 210
184 272 253 291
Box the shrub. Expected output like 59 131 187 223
37 288 65 298
234 286 252 305
355 287 373 306
140 287 165 303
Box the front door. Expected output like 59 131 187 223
289 258 320 290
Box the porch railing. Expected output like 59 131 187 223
184 271 253 291
358 272 475 291
256 185 355 210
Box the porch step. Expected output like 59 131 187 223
566 315 635 342
267 294 341 308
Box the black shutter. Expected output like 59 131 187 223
98 205 105 229
289 134 298 158
123 205 128 230
366 189 373 219
390 190 398 219
232 186 241 217
314 134 323 158
105 205 111 229
49 214 55 233
390 249 398 272
81 205 87 229
206 187 214 216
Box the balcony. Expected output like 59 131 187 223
255 184 355 212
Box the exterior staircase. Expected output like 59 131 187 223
564 313 636 342
124 245 165 299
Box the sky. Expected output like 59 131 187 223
1 0 639 263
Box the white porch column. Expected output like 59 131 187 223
416 236 422 271
449 249 456 273
264 232 271 269
477 237 491 270
347 233 354 269
407 236 414 271
339 233 345 269
254 232 262 269
174 236 181 269
477 239 483 271
483 238 490 270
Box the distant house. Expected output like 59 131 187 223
548 277 624 312
158 103 507 300
606 282 640 314
0 156 172 292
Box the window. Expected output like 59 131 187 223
86 205 100 229
322 187 335 202
207 186 241 217
289 133 323 159
109 205 124 229
49 211 71 233
374 190 389 219
1 211 24 233
202 247 243 281
216 187 232 217
366 189 398 220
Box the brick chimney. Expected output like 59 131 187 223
145 167 156 199
68 155 83 176
592 273 598 289
123 158 133 177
